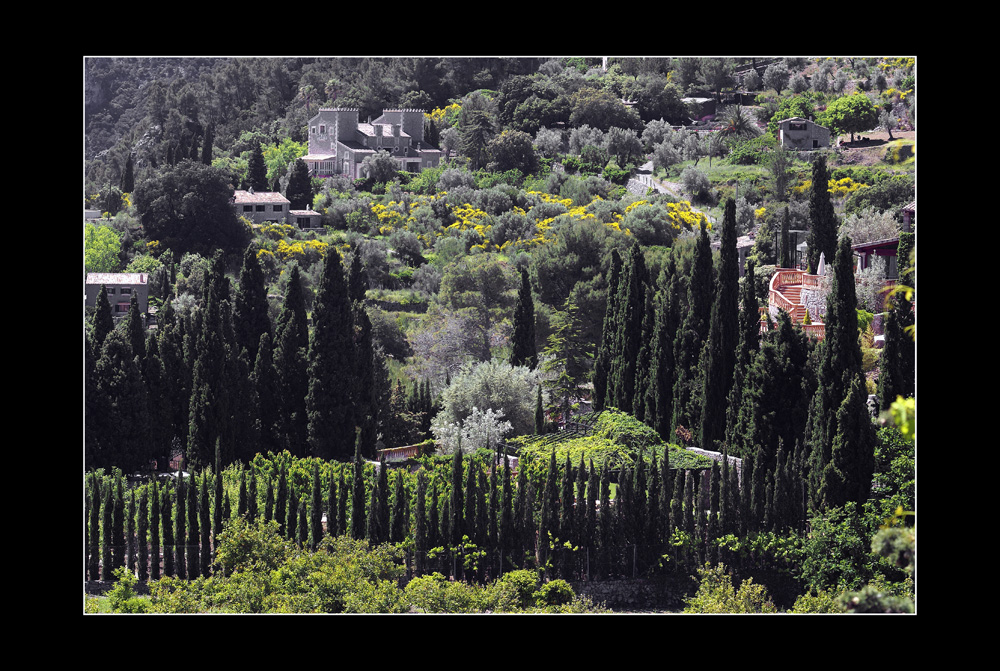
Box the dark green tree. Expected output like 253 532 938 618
672 224 714 435
780 206 793 269
187 471 200 578
199 472 211 576
101 482 113 580
592 248 623 411
275 465 288 537
274 266 310 456
509 268 537 369
126 489 136 574
161 483 174 577
310 462 323 550
414 469 428 575
806 155 838 274
350 436 367 540
233 245 271 365
877 232 915 410
248 142 268 192
150 479 160 580
175 474 186 579
806 235 874 510
390 470 408 545
306 248 357 461
700 198 740 449
285 158 314 210
93 285 114 350
607 243 649 414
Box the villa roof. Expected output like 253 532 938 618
232 190 290 204
87 273 147 285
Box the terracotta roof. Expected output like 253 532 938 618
232 190 290 204
87 273 147 285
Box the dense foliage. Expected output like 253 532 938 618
85 56 915 614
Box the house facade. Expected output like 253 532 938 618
303 108 443 179
778 116 831 150
86 273 148 318
232 189 291 225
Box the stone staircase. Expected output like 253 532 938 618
768 268 825 339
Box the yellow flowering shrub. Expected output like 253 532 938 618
828 177 867 197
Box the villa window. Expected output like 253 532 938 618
120 287 132 295
256 205 266 212
273 204 283 212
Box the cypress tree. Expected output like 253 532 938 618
327 467 338 538
487 462 500 578
593 248 623 411
93 286 114 350
213 444 224 544
534 384 545 435
298 499 308 548
725 256 761 446
253 332 284 455
390 469 408 544
306 248 357 461
476 468 489 581
512 459 528 569
585 458 598 577
274 265 310 456
780 206 793 269
248 142 267 192
806 155 837 274
700 198 740 449
199 472 211 577
187 471 200 578
498 456 514 575
88 475 101 580
161 483 174 577
286 487 299 543
428 477 441 570
877 233 915 410
310 462 323 550
275 465 288 537
113 475 126 572
806 235 873 510
337 470 348 539
598 464 615 578
101 482 114 580
607 242 649 414
450 447 465 549
121 152 135 193
174 475 186 579
286 158 314 210
233 245 271 366
126 489 136 574
669 469 684 569
672 224 714 436
538 449 559 575
415 469 428 575
247 467 258 521
509 267 537 369
150 479 161 581
376 458 391 545
237 467 248 519
351 436 367 540
648 258 680 440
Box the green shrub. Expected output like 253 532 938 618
683 563 778 613
107 566 149 613
789 589 846 613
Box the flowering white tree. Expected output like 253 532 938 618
431 407 514 455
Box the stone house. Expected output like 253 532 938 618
86 273 148 318
302 108 443 179
232 189 292 225
778 116 831 150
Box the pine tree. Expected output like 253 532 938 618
509 268 537 369
306 248 358 461
806 155 837 274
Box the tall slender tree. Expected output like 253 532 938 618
700 198 740 449
806 155 837 274
307 248 358 461
592 248 623 411
672 224 714 435
509 268 537 369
